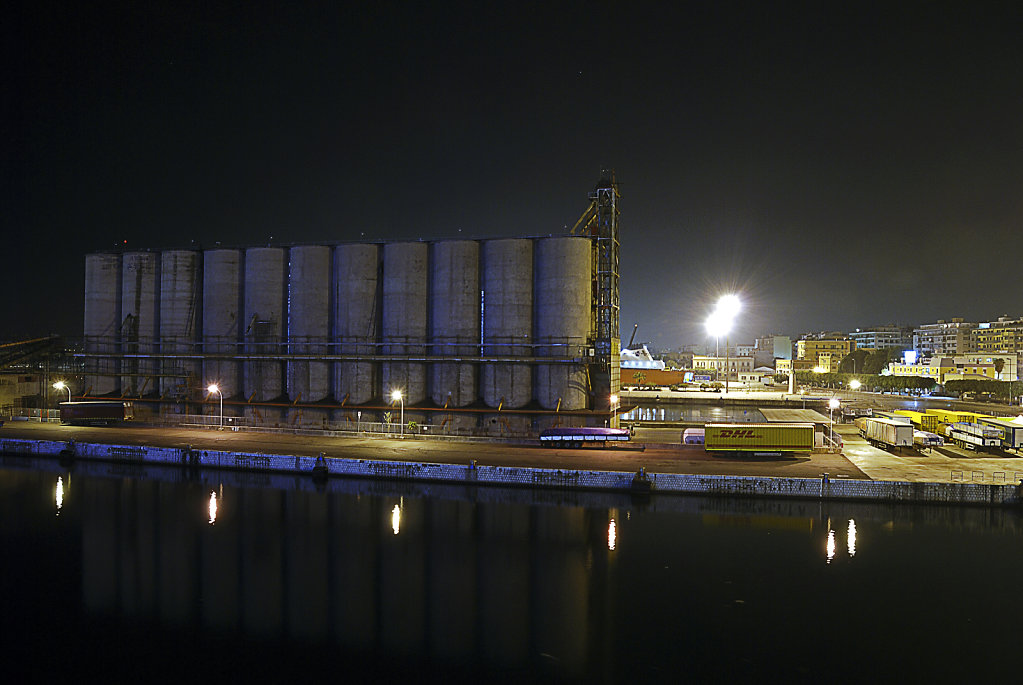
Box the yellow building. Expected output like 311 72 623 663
887 355 1019 384
775 359 815 375
797 338 855 372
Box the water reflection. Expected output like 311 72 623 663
391 502 401 535
208 490 218 525
608 518 616 551
621 403 765 423
826 527 836 563
55 476 64 516
848 519 857 557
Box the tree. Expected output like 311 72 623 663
838 349 869 374
994 358 1005 379
632 371 647 387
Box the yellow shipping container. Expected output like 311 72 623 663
925 409 994 425
704 423 815 452
895 410 939 432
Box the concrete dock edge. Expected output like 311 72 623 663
3 436 1021 506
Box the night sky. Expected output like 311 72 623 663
5 1 1022 348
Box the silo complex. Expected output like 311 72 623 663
381 242 428 406
84 253 122 395
534 237 592 410
244 247 286 401
120 251 157 395
430 240 479 407
158 250 201 397
334 244 379 404
287 245 332 402
481 239 533 408
202 249 241 398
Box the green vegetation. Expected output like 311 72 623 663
794 371 936 394
837 348 904 374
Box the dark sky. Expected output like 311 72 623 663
5 1 1022 348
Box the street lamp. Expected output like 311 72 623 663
53 381 72 403
608 393 620 428
828 397 840 444
849 379 861 391
391 390 404 437
207 384 223 429
706 294 741 395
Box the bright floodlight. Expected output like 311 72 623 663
609 394 619 405
705 312 732 338
716 294 741 319
391 390 403 402
829 398 840 410
53 381 66 391
208 384 220 394
849 379 861 390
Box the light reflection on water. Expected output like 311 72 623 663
4 462 1023 682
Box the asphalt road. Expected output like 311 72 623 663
1 420 870 479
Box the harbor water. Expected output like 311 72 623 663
3 458 1023 683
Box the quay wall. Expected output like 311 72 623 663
3 436 1022 506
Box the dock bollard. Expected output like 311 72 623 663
312 452 328 481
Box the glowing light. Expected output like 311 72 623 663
207 383 220 394
55 476 64 514
829 398 840 410
208 490 218 524
813 366 827 374
609 394 619 406
391 504 401 535
826 528 836 563
849 379 861 390
608 518 617 551
716 294 742 319
391 390 402 402
848 519 857 557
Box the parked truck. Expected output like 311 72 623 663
859 417 913 450
703 423 815 455
946 422 1002 451
978 417 1023 450
59 401 134 426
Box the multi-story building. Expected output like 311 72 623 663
888 354 1019 384
755 334 792 361
796 336 855 371
849 325 913 351
692 355 754 376
775 359 815 376
973 316 1023 354
913 318 976 357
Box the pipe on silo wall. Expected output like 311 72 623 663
244 247 286 401
287 245 332 402
84 253 122 396
120 252 157 396
381 242 428 406
158 250 202 398
534 236 591 410
202 249 242 398
429 240 479 407
334 244 380 404
481 239 532 408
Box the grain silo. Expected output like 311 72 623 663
381 242 428 406
429 240 479 407
287 245 332 402
334 243 379 405
83 252 122 396
244 247 286 401
202 248 242 398
534 236 592 410
119 251 157 396
481 239 533 408
158 250 202 397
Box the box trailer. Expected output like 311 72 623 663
681 427 705 445
861 417 914 449
978 417 1023 449
703 423 814 454
895 410 940 433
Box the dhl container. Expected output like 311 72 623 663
704 423 815 452
894 410 940 432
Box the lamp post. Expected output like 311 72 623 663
608 393 619 428
391 390 404 437
828 397 840 443
706 294 741 395
207 384 223 429
53 381 72 403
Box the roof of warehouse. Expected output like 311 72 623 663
760 408 831 424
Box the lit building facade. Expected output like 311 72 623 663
849 325 913 351
913 319 976 356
